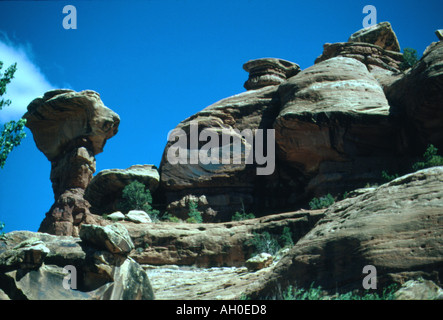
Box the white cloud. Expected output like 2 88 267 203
0 34 57 123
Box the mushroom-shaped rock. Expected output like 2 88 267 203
348 21 400 52
243 58 300 90
24 89 120 162
436 29 443 41
23 89 120 236
85 165 160 215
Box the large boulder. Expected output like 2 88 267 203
79 223 135 254
85 165 159 215
0 230 154 300
245 167 443 298
348 21 401 52
274 57 401 197
23 89 120 236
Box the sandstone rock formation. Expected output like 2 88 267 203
159 84 282 221
274 56 402 198
24 89 120 236
126 210 325 267
435 29 443 41
385 40 443 152
348 21 401 52
243 58 300 90
314 42 403 73
245 167 443 298
0 229 154 300
85 165 159 215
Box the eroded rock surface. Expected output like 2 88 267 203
245 167 443 298
0 230 154 300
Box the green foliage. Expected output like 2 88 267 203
399 47 419 71
412 144 443 171
232 201 255 221
274 282 398 300
309 193 335 210
0 61 26 169
186 200 203 223
246 231 281 256
0 61 17 110
118 181 161 222
279 227 294 248
381 170 399 182
0 221 4 237
167 215 182 223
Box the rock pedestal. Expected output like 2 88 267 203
23 89 120 236
243 58 300 90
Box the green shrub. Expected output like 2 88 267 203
168 216 182 223
413 144 443 171
0 221 4 237
232 201 255 221
186 200 203 223
309 194 335 210
381 170 399 182
399 47 419 71
279 227 294 248
273 282 398 300
246 231 281 256
118 181 161 222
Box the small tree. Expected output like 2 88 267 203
186 200 203 223
413 144 443 171
118 181 160 221
399 47 419 71
0 221 5 237
1 61 27 169
309 194 335 210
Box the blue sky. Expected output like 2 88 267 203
0 0 442 233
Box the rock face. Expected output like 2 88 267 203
126 210 325 267
0 229 154 300
159 84 282 221
24 89 120 236
246 167 443 298
385 40 443 152
85 165 159 215
435 29 443 41
243 58 300 90
274 56 401 197
348 21 401 52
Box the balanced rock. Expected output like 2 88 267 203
435 29 443 41
85 164 159 215
243 58 300 90
348 21 401 52
23 89 120 236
